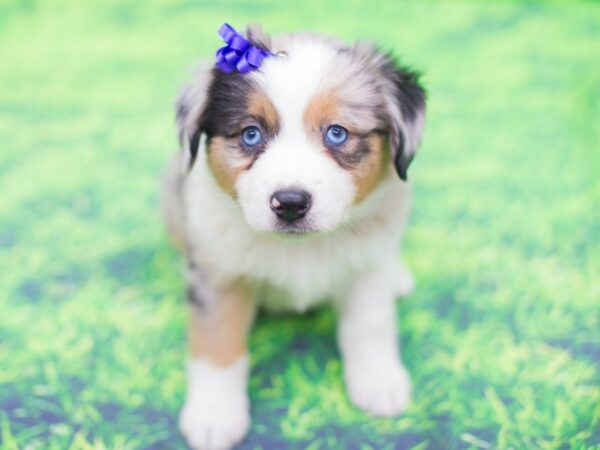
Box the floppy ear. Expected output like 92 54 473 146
175 63 213 170
382 60 426 181
175 26 272 171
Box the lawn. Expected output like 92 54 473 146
0 0 599 449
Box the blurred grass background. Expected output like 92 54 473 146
1 0 599 449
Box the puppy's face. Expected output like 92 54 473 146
179 34 425 234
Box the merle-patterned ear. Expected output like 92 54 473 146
175 26 271 172
382 60 426 181
175 64 213 170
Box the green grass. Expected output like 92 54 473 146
1 0 599 448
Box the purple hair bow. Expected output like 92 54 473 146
215 23 271 74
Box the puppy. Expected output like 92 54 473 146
162 23 425 450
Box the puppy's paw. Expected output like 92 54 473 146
179 394 250 450
344 358 411 417
180 357 250 450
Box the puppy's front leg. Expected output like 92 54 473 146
179 269 255 450
337 260 412 417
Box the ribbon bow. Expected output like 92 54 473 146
215 23 271 74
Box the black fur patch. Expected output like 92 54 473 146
393 132 414 181
197 69 256 139
388 67 425 124
328 134 374 169
186 285 205 310
381 57 426 180
188 128 202 168
381 56 425 122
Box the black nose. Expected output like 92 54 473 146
270 190 312 223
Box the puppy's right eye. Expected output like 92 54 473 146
241 126 263 147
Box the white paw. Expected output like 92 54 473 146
179 394 250 450
344 358 411 417
180 357 251 450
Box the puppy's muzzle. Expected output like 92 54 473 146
270 190 312 223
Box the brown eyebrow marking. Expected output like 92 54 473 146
247 91 280 134
303 90 339 132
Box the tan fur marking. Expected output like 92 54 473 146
247 92 279 132
206 137 245 198
304 90 339 130
305 90 388 204
188 280 255 367
352 134 389 203
206 94 277 199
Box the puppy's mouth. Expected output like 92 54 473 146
273 221 316 236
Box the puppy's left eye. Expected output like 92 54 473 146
325 125 348 147
241 126 263 147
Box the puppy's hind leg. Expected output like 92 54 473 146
179 267 256 450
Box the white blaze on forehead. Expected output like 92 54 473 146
250 39 388 137
235 39 357 233
252 40 338 136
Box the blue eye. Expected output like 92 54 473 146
241 126 262 147
325 125 348 146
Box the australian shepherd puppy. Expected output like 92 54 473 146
162 23 426 450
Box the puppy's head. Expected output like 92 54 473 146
177 27 425 235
